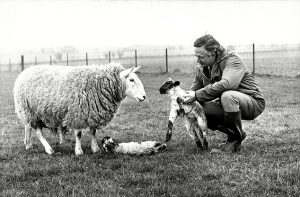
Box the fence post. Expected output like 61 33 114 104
35 56 37 65
86 53 88 65
165 48 168 73
67 53 69 66
50 56 52 65
135 49 137 67
252 43 255 76
21 55 24 71
109 51 111 63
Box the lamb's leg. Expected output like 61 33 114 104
74 129 83 155
36 127 55 155
24 124 33 150
90 128 100 153
197 117 208 150
166 107 178 142
185 119 203 149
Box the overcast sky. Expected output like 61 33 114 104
0 0 299 53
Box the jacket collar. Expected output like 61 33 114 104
212 48 229 68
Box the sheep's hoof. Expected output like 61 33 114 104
25 144 33 150
75 149 84 156
92 146 101 153
45 148 55 155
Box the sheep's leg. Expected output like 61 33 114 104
197 117 208 150
58 127 65 144
74 129 83 155
24 124 33 150
185 119 203 149
90 128 100 153
36 127 55 155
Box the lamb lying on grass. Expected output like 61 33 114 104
101 137 167 155
14 62 146 155
159 78 208 150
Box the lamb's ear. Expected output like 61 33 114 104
120 66 141 79
174 81 180 87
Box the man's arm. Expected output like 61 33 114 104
195 55 246 102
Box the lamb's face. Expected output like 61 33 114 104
101 137 118 153
159 79 180 94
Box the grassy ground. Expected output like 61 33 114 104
0 70 300 196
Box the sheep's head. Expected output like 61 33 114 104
159 78 180 94
101 137 118 153
120 66 146 102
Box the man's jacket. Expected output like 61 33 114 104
191 49 264 103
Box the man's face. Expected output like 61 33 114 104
194 46 215 68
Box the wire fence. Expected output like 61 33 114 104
0 44 299 77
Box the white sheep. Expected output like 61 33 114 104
159 78 208 150
101 137 167 155
13 62 146 155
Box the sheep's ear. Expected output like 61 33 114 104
174 81 180 87
120 66 141 79
131 66 141 73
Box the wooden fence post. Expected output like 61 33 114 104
86 53 88 65
109 51 111 63
165 48 168 73
135 49 137 67
35 56 37 65
21 55 24 71
50 56 52 65
252 43 255 76
67 54 69 66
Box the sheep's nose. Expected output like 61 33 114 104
143 96 146 99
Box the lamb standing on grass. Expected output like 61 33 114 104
14 62 146 155
101 137 167 155
159 78 208 150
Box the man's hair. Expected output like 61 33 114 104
194 34 223 56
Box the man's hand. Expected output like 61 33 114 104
182 91 197 104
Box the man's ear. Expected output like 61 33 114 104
174 81 180 87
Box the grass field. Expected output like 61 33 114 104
1 65 300 196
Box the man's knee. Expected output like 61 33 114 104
221 91 240 112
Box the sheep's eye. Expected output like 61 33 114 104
130 78 134 82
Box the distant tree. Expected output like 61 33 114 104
61 46 77 54
178 45 184 50
104 52 109 60
227 45 236 51
55 52 62 61
111 52 116 59
117 50 124 59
